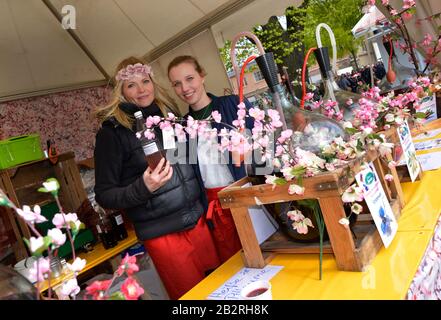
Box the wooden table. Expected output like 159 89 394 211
39 228 138 293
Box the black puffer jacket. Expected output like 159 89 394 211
94 103 203 240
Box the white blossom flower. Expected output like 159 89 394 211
48 228 66 247
288 184 305 195
60 278 81 298
43 180 59 192
339 218 350 226
351 203 363 214
342 185 364 203
29 236 45 253
66 257 86 273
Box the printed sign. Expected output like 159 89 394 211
419 94 437 122
355 163 398 248
397 120 420 182
162 128 176 150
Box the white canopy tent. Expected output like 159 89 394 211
0 0 300 104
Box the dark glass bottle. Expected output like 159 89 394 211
109 209 128 241
94 204 117 249
134 111 164 170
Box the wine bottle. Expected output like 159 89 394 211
109 209 128 241
94 204 117 250
134 111 164 170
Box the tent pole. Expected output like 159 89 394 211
41 0 111 81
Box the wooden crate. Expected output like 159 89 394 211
0 152 88 261
218 150 405 272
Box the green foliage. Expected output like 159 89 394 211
219 0 366 73
303 0 365 63
219 39 259 72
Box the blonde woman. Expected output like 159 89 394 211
94 57 219 299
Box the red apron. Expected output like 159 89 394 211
205 186 242 264
143 214 220 300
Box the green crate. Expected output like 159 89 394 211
0 134 44 169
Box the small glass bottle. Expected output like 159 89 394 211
134 111 164 170
93 203 117 250
109 209 128 241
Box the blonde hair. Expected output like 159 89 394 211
95 56 180 129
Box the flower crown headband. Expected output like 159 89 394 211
115 63 153 82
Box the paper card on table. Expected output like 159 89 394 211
248 205 279 245
241 183 279 245
414 138 441 152
413 128 441 141
355 163 398 248
397 120 420 182
207 265 283 300
416 151 441 171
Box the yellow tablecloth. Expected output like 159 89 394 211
181 168 441 300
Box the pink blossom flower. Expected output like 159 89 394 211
402 12 413 21
29 257 50 282
287 209 304 222
384 174 394 182
287 210 314 234
144 129 156 140
121 277 144 300
86 280 112 300
422 34 433 47
159 121 172 130
305 92 314 101
16 205 47 224
249 108 265 121
117 253 139 276
52 213 80 230
388 160 397 169
211 110 222 123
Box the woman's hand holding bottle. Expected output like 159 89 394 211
143 158 173 192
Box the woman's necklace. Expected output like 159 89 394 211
191 103 212 120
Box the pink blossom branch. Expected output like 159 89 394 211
54 195 76 260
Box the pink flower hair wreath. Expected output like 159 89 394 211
115 63 153 82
